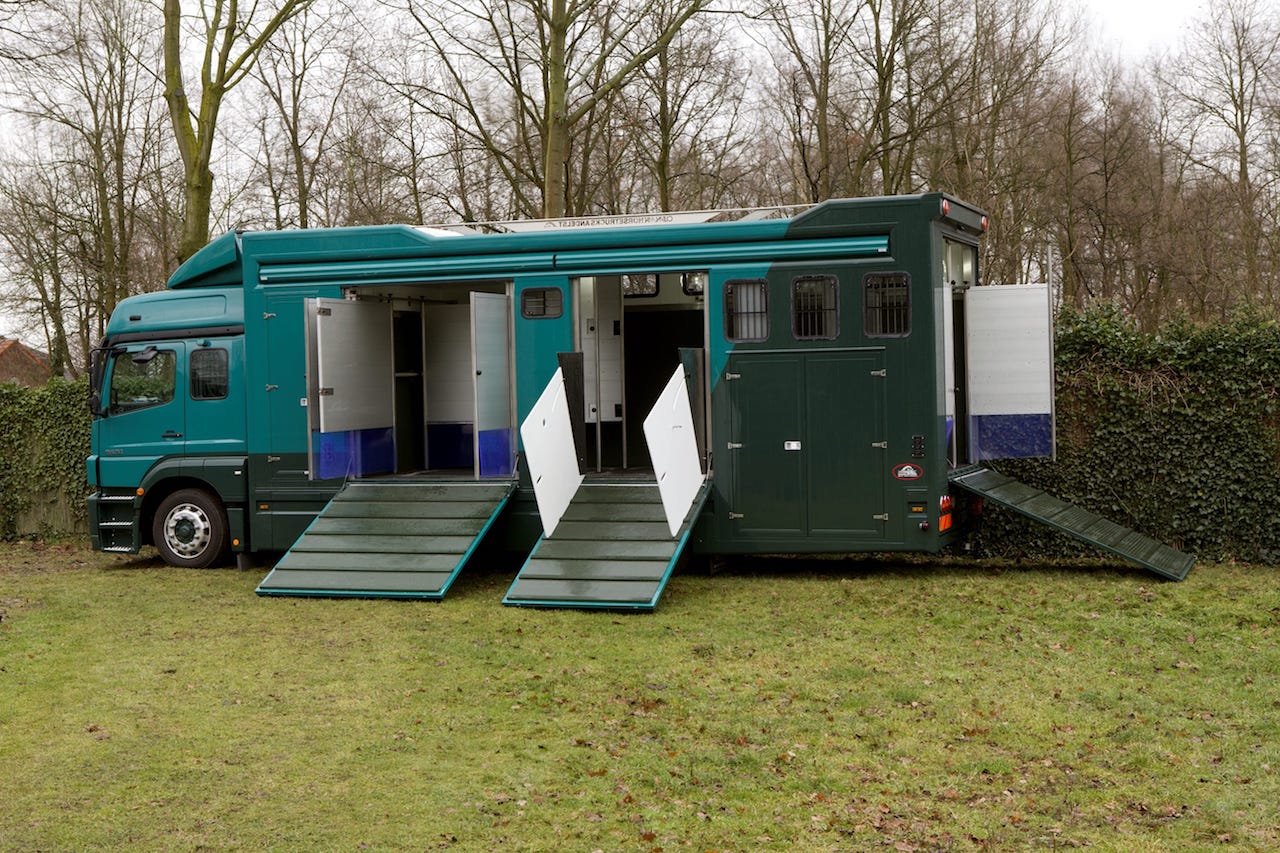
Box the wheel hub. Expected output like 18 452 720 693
164 504 211 558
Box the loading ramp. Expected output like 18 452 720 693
950 466 1193 581
256 480 514 599
503 480 711 610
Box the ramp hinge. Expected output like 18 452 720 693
317 307 332 316
725 372 741 380
318 387 334 396
727 441 743 450
870 369 887 377
265 384 278 392
871 440 887 449
728 512 744 520
873 512 889 521
263 312 276 320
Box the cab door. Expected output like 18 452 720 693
96 342 186 488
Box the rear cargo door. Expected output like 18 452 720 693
965 284 1054 460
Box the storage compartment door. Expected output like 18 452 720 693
964 284 1054 460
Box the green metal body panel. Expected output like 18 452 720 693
513 275 574 426
949 466 1194 581
256 480 515 598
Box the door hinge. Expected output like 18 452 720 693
873 512 889 521
263 312 276 320
317 306 332 316
728 511 744 520
725 371 741 380
318 387 334 396
265 384 279 392
870 369 887 377
871 440 887 449
727 441 743 450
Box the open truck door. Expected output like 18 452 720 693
307 297 395 480
950 280 1191 580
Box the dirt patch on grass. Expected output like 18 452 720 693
0 540 102 576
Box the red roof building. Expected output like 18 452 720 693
0 337 52 386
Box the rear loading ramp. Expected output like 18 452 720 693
950 466 1193 581
256 480 515 599
504 481 711 610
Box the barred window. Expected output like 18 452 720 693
724 279 769 342
864 272 911 337
190 348 229 400
521 287 563 319
792 275 838 340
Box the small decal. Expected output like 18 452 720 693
893 463 923 481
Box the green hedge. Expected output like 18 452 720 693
0 379 91 539
974 308 1280 563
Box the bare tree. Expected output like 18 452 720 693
249 0 354 229
162 0 314 262
0 0 175 373
1172 0 1280 306
392 0 707 219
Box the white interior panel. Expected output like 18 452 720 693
315 298 394 433
520 368 585 537
643 367 705 536
425 304 474 422
966 284 1053 416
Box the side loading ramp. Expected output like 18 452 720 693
255 480 515 599
504 481 711 610
507 363 708 610
950 466 1193 581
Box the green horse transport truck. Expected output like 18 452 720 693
86 194 1193 610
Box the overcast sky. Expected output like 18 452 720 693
1082 0 1204 59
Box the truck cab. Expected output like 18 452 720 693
88 287 248 567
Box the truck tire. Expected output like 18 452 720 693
153 488 229 569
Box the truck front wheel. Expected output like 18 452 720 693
153 489 229 569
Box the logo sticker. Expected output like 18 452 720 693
892 463 923 481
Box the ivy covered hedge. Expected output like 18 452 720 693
976 308 1280 564
0 379 91 539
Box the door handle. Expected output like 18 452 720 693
162 430 183 439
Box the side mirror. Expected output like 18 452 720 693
88 390 102 417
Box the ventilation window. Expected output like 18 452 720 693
623 273 658 297
792 275 838 340
864 272 911 337
190 348 229 400
521 287 563 319
724 279 769 342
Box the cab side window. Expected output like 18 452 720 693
190 348 229 400
109 350 176 414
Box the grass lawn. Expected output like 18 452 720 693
1 542 1278 851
